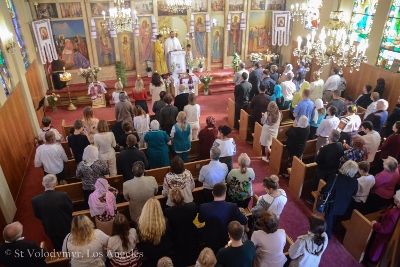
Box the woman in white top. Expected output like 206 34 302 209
260 101 282 163
338 105 361 146
309 71 324 102
149 73 165 107
251 211 287 267
93 120 117 176
251 175 287 221
184 93 201 140
107 214 139 265
62 215 109 267
212 125 236 172
133 105 150 148
289 214 328 267
112 80 124 105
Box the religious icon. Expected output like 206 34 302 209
40 27 49 40
228 15 241 56
36 3 58 19
90 3 110 17
119 33 134 70
212 27 224 63
59 2 83 18
138 17 154 63
277 17 285 27
195 16 207 58
211 0 225 11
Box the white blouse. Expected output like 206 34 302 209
213 138 236 157
184 104 200 124
93 132 117 160
107 228 137 258
133 114 150 133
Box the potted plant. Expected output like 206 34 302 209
145 61 152 77
115 61 127 86
197 57 204 72
200 72 213 96
232 52 241 73
187 60 195 74
45 93 60 112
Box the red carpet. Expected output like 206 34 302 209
15 92 363 266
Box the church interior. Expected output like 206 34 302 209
0 0 400 266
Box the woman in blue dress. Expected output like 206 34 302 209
144 120 171 169
171 111 191 162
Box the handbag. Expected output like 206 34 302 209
315 175 337 214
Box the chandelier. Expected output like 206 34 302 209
101 0 132 32
290 2 308 23
166 0 192 12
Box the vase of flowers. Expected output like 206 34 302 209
164 78 171 93
145 61 153 77
45 93 60 112
171 62 180 77
78 67 92 85
232 52 241 73
197 57 205 72
92 66 101 82
200 72 213 96
187 60 194 74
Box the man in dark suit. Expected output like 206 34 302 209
174 84 190 112
250 84 270 131
306 129 344 204
31 174 73 251
234 72 252 129
0 222 47 267
248 61 263 101
198 183 248 254
117 134 149 181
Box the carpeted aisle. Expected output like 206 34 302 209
15 92 363 266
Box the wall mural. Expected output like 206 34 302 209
59 2 83 18
212 26 224 63
229 0 244 11
133 1 153 14
194 14 207 58
51 20 90 70
211 0 225 11
36 3 58 19
138 16 154 63
227 13 241 56
95 19 116 66
118 32 135 70
158 0 188 16
90 2 110 17
248 12 275 53
192 0 208 12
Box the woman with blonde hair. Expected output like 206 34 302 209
132 78 149 113
133 105 150 148
94 120 117 176
112 80 124 105
137 198 174 266
171 111 191 162
226 153 255 208
259 101 282 163
184 93 201 140
196 247 217 267
62 214 109 267
338 105 361 146
82 106 99 144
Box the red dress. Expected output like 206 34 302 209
369 207 400 262
198 126 218 160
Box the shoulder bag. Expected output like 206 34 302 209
315 175 337 214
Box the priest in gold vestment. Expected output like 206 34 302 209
155 34 168 75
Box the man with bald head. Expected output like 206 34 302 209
0 222 47 267
34 131 68 184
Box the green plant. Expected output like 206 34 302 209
200 72 213 92
45 93 60 112
232 52 241 73
115 61 127 86
197 57 205 68
187 60 195 69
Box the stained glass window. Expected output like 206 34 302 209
376 0 400 71
0 48 13 96
349 0 380 43
6 0 30 69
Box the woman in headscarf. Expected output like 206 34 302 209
198 116 218 160
339 134 367 168
76 145 110 208
292 81 310 107
115 91 134 124
259 102 282 163
309 99 326 140
270 84 285 110
88 178 117 235
283 63 293 76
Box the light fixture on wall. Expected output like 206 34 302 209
101 0 132 33
166 0 192 12
4 31 17 54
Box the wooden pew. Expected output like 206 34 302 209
280 110 293 126
40 242 69 267
276 124 293 143
61 142 73 159
284 235 295 256
379 217 400 267
239 109 251 142
288 156 317 198
227 98 235 128
311 179 326 215
269 137 317 175
145 159 211 186
55 175 124 204
252 122 263 156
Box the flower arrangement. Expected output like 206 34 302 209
170 62 180 73
164 77 171 93
187 60 195 69
92 66 101 82
196 57 205 68
45 93 60 112
249 52 263 62
78 66 102 85
200 72 213 94
232 52 241 73
145 61 152 72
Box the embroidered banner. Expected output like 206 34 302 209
272 11 290 46
32 19 58 64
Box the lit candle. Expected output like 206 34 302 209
102 11 105 20
297 36 302 50
311 30 316 43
